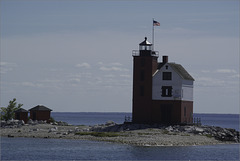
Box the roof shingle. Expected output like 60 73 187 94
158 63 194 81
29 105 52 111
15 108 28 113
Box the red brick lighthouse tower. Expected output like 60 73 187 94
132 37 159 123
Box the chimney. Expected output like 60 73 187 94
163 56 168 64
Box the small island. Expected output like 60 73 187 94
1 119 239 146
1 39 239 147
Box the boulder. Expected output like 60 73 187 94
27 119 33 124
1 121 6 127
184 126 195 133
193 127 204 134
105 120 115 126
18 120 25 125
165 126 173 132
49 127 58 132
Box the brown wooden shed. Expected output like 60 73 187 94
14 108 28 123
29 105 52 123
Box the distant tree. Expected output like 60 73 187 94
0 98 23 121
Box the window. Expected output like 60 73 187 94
161 86 172 97
163 72 172 80
140 70 144 81
140 86 144 96
141 58 145 67
184 107 186 117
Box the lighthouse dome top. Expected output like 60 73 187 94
139 37 152 51
139 37 152 46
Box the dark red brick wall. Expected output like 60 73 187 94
180 101 193 123
132 51 158 123
152 100 193 124
15 112 28 123
30 111 51 123
152 100 181 124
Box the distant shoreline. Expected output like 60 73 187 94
1 122 239 146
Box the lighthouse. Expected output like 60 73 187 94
132 37 194 124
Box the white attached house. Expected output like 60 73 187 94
152 56 194 102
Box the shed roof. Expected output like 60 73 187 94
15 108 28 113
29 105 52 111
158 62 194 81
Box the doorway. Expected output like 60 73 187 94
161 104 172 124
33 112 36 120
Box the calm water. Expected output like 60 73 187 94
1 137 239 160
1 113 240 160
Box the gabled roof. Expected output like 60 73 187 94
15 108 28 113
29 105 52 111
158 62 194 81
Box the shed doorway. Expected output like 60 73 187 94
33 112 36 120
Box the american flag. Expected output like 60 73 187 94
153 20 160 26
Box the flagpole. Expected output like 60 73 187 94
152 18 154 51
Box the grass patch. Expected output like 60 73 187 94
162 130 169 134
75 132 120 137
204 134 213 138
181 134 190 136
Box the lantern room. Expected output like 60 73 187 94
139 37 152 51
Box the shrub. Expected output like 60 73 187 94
49 117 56 123
0 98 23 121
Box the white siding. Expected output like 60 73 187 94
152 63 193 101
182 85 194 101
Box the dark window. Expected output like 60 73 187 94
140 86 144 96
161 86 172 97
184 107 186 117
140 70 144 81
163 72 172 80
141 58 145 67
165 65 168 69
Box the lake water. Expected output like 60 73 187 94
1 113 239 160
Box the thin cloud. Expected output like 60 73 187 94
99 66 129 72
0 62 17 74
75 63 91 68
21 82 43 88
216 69 237 74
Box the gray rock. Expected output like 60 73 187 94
184 126 195 133
27 119 33 124
18 120 25 125
165 126 173 132
52 122 58 125
82 128 89 132
105 120 116 126
1 121 6 127
49 127 58 132
194 127 204 134
62 132 68 135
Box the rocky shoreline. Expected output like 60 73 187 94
1 120 239 146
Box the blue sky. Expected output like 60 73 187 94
1 0 239 114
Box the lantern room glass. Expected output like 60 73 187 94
139 45 152 51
